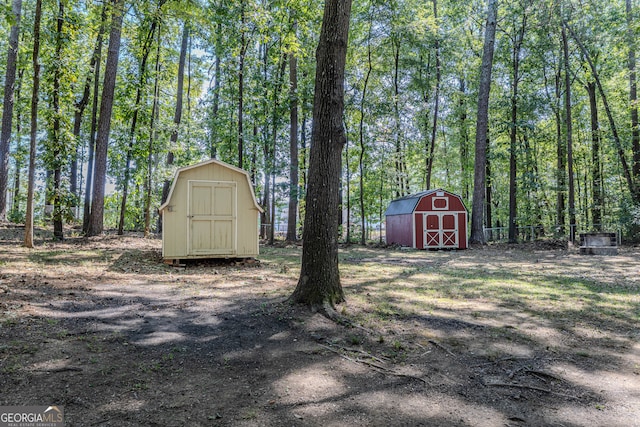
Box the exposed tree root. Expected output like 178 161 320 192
329 343 390 363
485 382 579 400
304 300 376 335
318 343 427 384
34 366 83 373
317 301 341 321
428 339 456 357
525 369 562 382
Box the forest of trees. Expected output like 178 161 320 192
1 0 640 245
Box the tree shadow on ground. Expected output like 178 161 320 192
0 242 638 426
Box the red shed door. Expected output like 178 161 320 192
423 213 459 249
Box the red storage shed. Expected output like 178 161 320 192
386 189 468 249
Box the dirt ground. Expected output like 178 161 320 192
1 224 639 426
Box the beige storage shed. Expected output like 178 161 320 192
159 159 263 261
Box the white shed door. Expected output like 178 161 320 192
424 212 458 249
188 181 237 255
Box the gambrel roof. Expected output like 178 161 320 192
158 158 263 214
385 189 441 216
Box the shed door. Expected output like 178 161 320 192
188 181 237 255
424 213 459 249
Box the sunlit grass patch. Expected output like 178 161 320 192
328 248 640 335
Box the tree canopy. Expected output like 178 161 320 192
0 0 639 247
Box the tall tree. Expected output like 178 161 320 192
561 24 576 243
24 0 42 248
118 3 164 235
565 20 640 204
586 81 603 229
507 3 528 243
159 22 189 231
345 119 352 243
469 0 498 244
425 0 441 190
209 25 222 159
144 25 162 237
82 4 108 234
268 53 288 245
71 66 94 211
50 0 66 240
627 0 640 179
358 2 374 246
238 1 248 169
392 37 407 197
87 0 125 236
259 42 272 239
290 0 352 309
10 68 25 219
0 0 23 221
72 4 108 219
457 77 471 200
71 66 92 215
286 25 299 242
555 56 566 234
485 142 493 236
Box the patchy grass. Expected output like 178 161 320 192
337 247 640 338
1 230 639 426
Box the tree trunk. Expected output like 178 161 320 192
87 0 125 236
118 149 133 235
210 27 222 159
186 33 192 149
71 84 90 215
119 14 161 235
359 12 373 246
508 13 527 244
420 51 433 189
145 24 162 237
260 44 270 239
83 4 107 234
171 23 189 150
555 68 566 235
238 2 247 169
24 0 42 248
250 122 258 185
269 54 287 245
458 78 470 200
485 141 493 240
378 167 384 244
51 0 65 241
565 21 639 203
287 42 299 242
345 121 351 243
561 25 576 243
0 0 22 221
159 22 189 232
71 31 99 213
392 39 407 198
11 149 21 218
508 94 518 243
301 101 308 192
270 168 276 243
587 82 603 230
628 0 640 179
299 92 308 236
425 0 441 190
469 0 497 244
290 0 352 309
11 68 24 218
